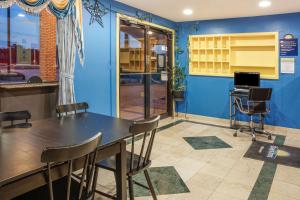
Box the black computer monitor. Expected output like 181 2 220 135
234 72 260 88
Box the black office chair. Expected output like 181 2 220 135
233 88 272 141
93 116 160 200
27 76 43 84
56 102 89 118
0 110 32 128
13 133 102 200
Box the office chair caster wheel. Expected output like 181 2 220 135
233 132 237 137
268 135 272 140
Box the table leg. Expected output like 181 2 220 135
116 140 127 200
230 94 232 128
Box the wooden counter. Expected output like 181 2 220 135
0 82 59 120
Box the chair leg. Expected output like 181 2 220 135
255 116 272 140
144 170 157 200
93 169 118 200
113 171 118 188
250 116 256 142
128 176 134 200
92 167 99 200
233 130 237 137
251 128 256 142
254 129 272 140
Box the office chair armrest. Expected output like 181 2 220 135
266 100 271 113
235 97 248 114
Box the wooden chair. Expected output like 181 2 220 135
42 133 101 200
93 116 160 200
14 133 102 200
0 110 32 128
56 102 89 118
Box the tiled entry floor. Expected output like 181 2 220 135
94 118 300 200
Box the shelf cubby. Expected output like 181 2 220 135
222 49 230 62
199 62 206 72
191 62 199 73
191 37 199 49
199 38 206 49
206 50 214 62
191 50 199 61
199 50 206 61
189 32 278 79
214 50 222 62
207 62 214 73
206 37 214 49
230 34 276 46
214 62 222 73
222 36 230 49
222 62 230 73
120 47 145 72
214 37 222 49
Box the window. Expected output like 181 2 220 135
0 5 58 84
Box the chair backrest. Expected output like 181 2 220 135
56 102 89 117
0 110 31 127
128 115 160 173
248 88 272 113
27 76 43 84
248 88 272 101
41 132 102 200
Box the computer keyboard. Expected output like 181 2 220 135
234 88 249 93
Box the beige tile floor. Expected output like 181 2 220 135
94 116 300 200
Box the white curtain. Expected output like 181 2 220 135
57 14 76 105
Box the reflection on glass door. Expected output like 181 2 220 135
119 20 172 120
119 21 146 120
148 29 169 117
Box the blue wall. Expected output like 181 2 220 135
74 0 177 117
74 0 300 129
177 13 300 129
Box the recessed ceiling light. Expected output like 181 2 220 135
18 13 25 17
147 30 153 35
259 0 271 8
183 9 193 16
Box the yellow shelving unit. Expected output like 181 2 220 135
189 32 279 79
119 37 159 73
120 47 145 72
149 37 160 73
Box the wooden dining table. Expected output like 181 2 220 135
0 112 132 200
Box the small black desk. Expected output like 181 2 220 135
0 112 132 200
229 89 249 128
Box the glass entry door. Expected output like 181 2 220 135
119 20 172 120
119 22 146 120
148 28 169 118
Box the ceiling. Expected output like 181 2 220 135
116 0 300 22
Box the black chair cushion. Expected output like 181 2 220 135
0 110 32 129
0 110 31 121
96 151 151 176
27 76 43 84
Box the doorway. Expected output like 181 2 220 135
118 18 174 120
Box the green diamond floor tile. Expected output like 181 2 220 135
133 166 190 197
183 136 232 150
